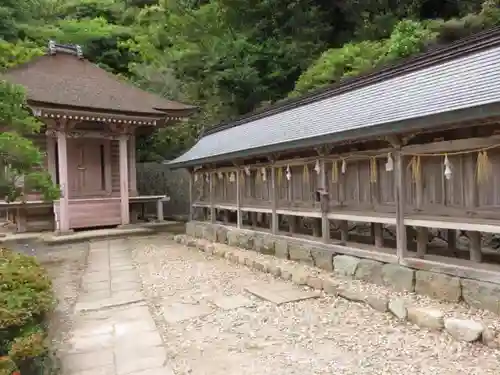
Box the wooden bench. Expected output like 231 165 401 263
129 195 170 222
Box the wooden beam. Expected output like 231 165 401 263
395 150 407 261
402 134 500 155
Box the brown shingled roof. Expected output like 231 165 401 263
4 52 195 116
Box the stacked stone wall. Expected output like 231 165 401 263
186 221 500 316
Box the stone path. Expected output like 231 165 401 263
49 236 500 375
59 239 173 375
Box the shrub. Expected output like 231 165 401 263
0 248 55 374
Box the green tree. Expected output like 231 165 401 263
290 19 436 96
0 81 59 202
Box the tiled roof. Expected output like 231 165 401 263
169 28 500 168
4 45 195 116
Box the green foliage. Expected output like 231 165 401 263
0 40 43 71
384 19 436 61
0 0 498 162
291 19 439 96
290 40 387 97
0 248 54 374
0 81 60 202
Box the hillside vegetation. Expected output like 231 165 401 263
1 0 499 160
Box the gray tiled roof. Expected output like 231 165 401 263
170 44 500 167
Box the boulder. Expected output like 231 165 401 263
307 276 324 290
333 255 360 278
185 221 196 237
291 267 310 285
407 307 444 330
288 243 314 265
268 264 282 277
216 226 228 244
194 223 204 238
202 225 216 241
186 238 197 247
275 239 289 259
381 264 415 292
173 234 185 244
253 260 269 272
280 266 294 281
311 248 334 271
254 235 275 255
388 298 407 320
444 318 484 342
227 230 240 247
461 279 500 315
482 328 500 349
415 271 461 302
354 259 383 285
338 289 366 303
322 277 339 296
366 295 389 313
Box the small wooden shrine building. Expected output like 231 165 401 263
169 27 500 282
3 41 195 233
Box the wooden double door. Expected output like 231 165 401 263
67 138 112 198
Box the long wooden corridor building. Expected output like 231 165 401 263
169 28 500 286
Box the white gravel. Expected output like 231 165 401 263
131 236 500 375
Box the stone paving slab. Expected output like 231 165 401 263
211 294 255 310
58 239 174 375
162 302 214 323
245 282 320 305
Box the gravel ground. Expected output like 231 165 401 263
130 236 500 375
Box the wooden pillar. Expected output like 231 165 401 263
250 211 258 227
289 215 298 233
319 158 330 243
312 218 321 237
271 166 278 234
56 131 70 232
395 150 407 261
15 207 27 233
447 229 456 250
119 135 130 225
156 198 164 221
466 154 481 262
339 220 349 243
373 223 384 248
468 231 482 262
223 209 230 224
236 169 242 228
188 171 194 221
416 227 428 258
209 172 215 224
129 135 137 196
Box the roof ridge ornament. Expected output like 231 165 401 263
47 40 84 59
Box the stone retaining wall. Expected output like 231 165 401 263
186 221 500 316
